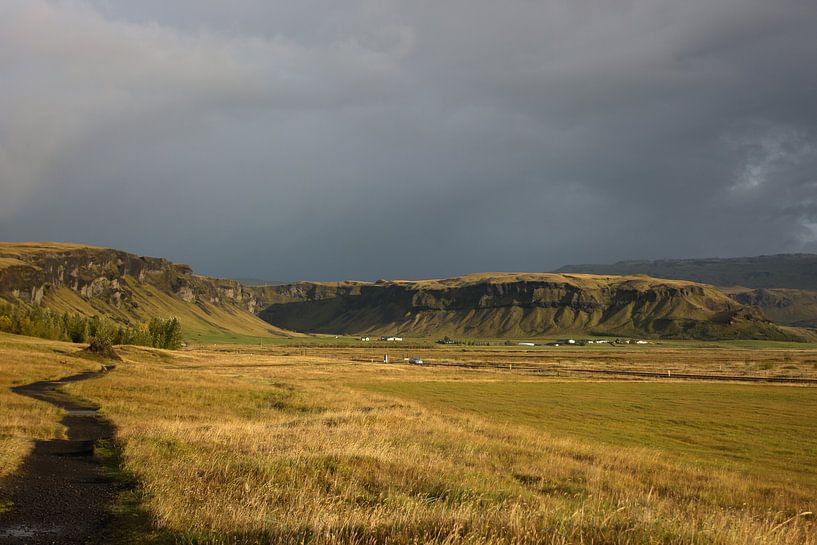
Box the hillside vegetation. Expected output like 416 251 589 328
260 273 812 340
556 254 817 327
724 287 817 328
3 243 813 342
0 242 291 342
0 303 183 349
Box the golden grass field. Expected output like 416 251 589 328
0 334 98 482
1 332 816 544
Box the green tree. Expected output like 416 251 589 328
163 318 183 349
0 304 182 349
0 315 13 333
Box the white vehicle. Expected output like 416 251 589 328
408 356 424 365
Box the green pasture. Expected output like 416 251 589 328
361 379 817 489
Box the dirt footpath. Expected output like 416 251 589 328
0 370 120 545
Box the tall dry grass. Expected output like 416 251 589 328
62 346 816 545
0 332 98 479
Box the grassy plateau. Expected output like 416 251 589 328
1 333 816 544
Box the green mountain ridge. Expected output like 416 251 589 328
0 242 294 341
723 287 817 328
2 243 813 341
259 274 813 341
556 254 817 327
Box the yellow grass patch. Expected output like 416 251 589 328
0 332 99 479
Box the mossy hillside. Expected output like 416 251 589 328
726 287 817 327
0 242 293 342
260 274 813 340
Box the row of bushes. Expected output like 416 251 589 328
0 303 183 349
437 336 494 346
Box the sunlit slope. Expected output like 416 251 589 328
43 284 287 340
555 254 817 328
260 273 814 340
4 243 813 341
723 287 817 328
0 242 293 340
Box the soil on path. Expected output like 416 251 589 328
0 368 120 545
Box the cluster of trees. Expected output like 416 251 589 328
0 303 183 349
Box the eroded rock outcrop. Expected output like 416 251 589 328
0 242 286 338
0 243 264 313
1 243 811 341
258 273 808 340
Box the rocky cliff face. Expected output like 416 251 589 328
0 243 263 313
726 287 817 328
555 254 817 329
258 273 809 340
0 243 289 339
2 243 812 341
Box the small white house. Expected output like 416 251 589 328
360 337 371 341
380 336 403 342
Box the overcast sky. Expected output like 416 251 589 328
2 0 817 280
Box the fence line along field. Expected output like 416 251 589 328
2 332 816 544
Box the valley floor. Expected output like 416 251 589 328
1 332 816 544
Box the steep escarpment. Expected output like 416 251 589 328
258 273 812 340
4 243 812 341
0 242 291 340
556 254 817 327
724 287 817 328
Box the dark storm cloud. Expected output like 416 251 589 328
1 0 816 280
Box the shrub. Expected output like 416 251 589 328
149 317 183 349
0 303 183 349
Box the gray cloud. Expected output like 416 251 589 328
1 0 816 280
